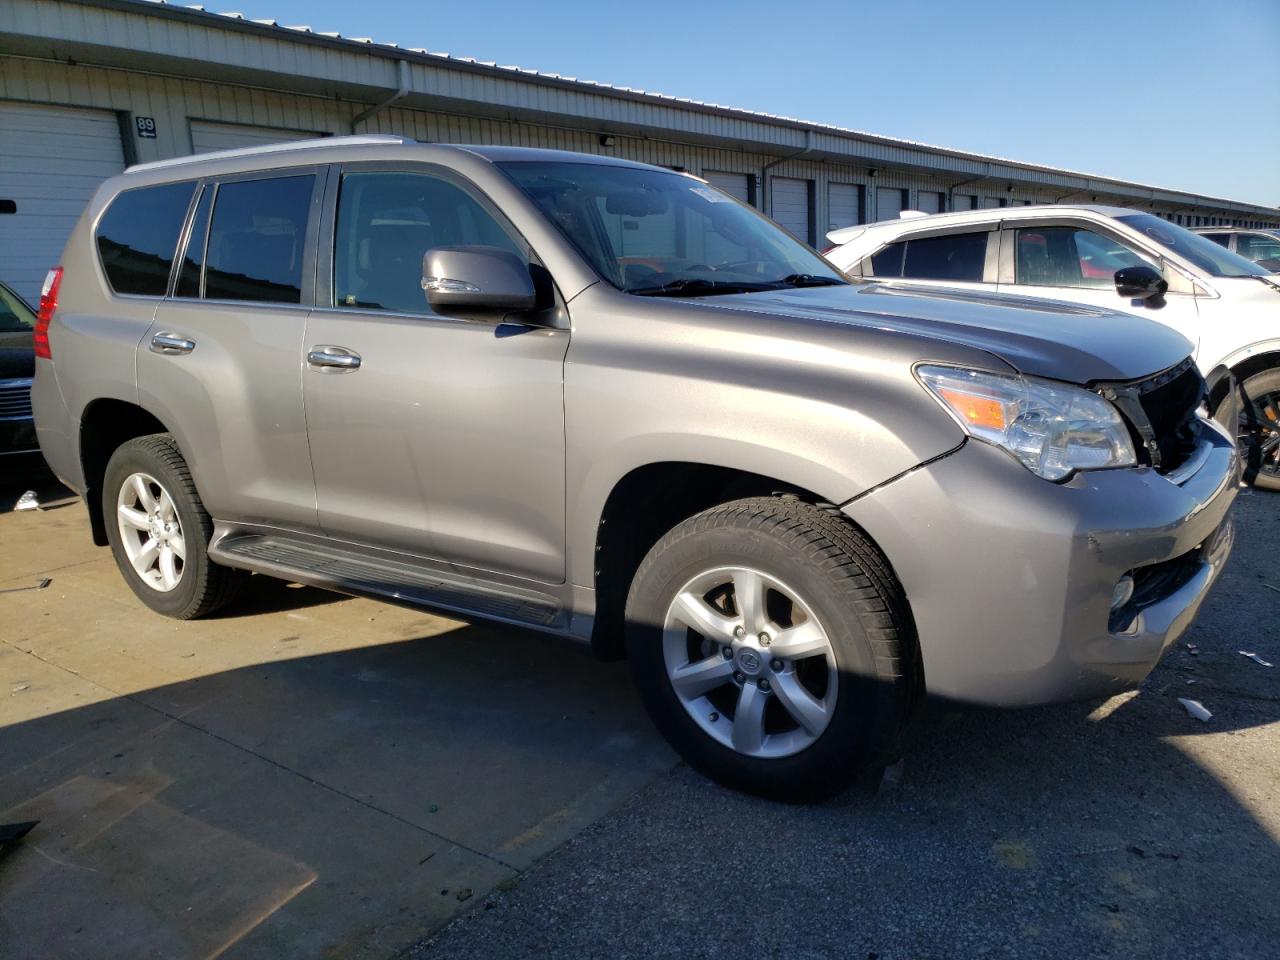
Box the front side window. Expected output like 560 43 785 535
1236 232 1280 264
1117 214 1266 277
333 171 522 315
1014 226 1150 288
205 175 314 303
96 181 196 296
499 161 843 295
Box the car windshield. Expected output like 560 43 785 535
1116 215 1268 277
498 161 846 295
0 282 35 333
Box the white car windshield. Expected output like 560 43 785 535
1117 215 1268 278
499 161 846 296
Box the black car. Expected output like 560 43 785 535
0 279 42 478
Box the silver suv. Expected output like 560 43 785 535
32 136 1238 800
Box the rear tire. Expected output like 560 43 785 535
103 434 246 619
624 497 918 802
1216 368 1280 491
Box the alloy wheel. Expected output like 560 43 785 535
1241 390 1280 479
116 472 186 592
662 566 838 759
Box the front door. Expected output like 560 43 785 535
303 165 569 583
996 221 1201 356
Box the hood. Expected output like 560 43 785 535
705 282 1193 384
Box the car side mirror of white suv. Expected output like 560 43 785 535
1114 265 1168 309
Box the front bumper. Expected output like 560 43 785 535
843 420 1238 707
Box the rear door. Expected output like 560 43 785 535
139 168 324 531
302 163 569 583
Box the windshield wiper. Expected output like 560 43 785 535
627 278 779 297
772 273 848 287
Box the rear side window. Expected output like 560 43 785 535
868 232 988 282
205 175 314 304
96 182 196 295
902 233 987 281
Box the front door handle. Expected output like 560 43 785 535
307 345 362 371
150 332 196 355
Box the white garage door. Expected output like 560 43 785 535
771 177 811 244
828 183 862 231
704 171 751 204
190 120 322 154
916 190 944 214
0 101 127 303
875 187 907 222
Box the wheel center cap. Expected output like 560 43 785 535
735 648 763 676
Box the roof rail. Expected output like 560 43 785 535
125 134 414 174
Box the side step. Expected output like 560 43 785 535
210 531 568 630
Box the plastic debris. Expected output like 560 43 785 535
11 684 29 693
1177 698 1212 722
1239 650 1274 668
14 490 39 511
0 578 51 595
1185 642 1200 656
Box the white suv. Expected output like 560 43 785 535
824 205 1280 488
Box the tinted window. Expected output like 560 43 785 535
1201 233 1231 247
176 185 212 298
96 182 196 295
1014 227 1150 288
334 171 522 314
0 282 34 332
205 176 314 303
901 232 988 282
869 242 905 277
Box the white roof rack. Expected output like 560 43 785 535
125 134 414 174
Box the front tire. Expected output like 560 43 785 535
1216 368 1280 491
103 434 245 619
625 497 918 802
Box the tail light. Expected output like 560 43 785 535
34 266 62 360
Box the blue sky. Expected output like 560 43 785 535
235 0 1278 205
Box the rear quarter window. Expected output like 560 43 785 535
96 182 197 296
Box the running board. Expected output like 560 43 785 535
209 531 568 630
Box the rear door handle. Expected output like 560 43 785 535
150 332 196 355
307 345 362 371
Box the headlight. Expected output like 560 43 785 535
917 365 1136 481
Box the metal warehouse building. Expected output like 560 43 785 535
3 0 1279 302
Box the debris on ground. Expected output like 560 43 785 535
0 578 51 595
1185 642 1201 656
14 490 39 511
1177 698 1213 722
1262 583 1280 595
11 683 29 693
878 759 905 794
1238 650 1274 668
455 888 473 902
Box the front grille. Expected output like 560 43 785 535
1096 358 1205 475
0 378 33 421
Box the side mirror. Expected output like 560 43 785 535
422 246 537 313
1114 265 1168 308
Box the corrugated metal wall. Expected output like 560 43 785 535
1 56 1274 233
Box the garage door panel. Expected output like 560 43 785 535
771 177 811 244
829 183 861 231
190 120 321 154
0 101 126 303
704 171 750 204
